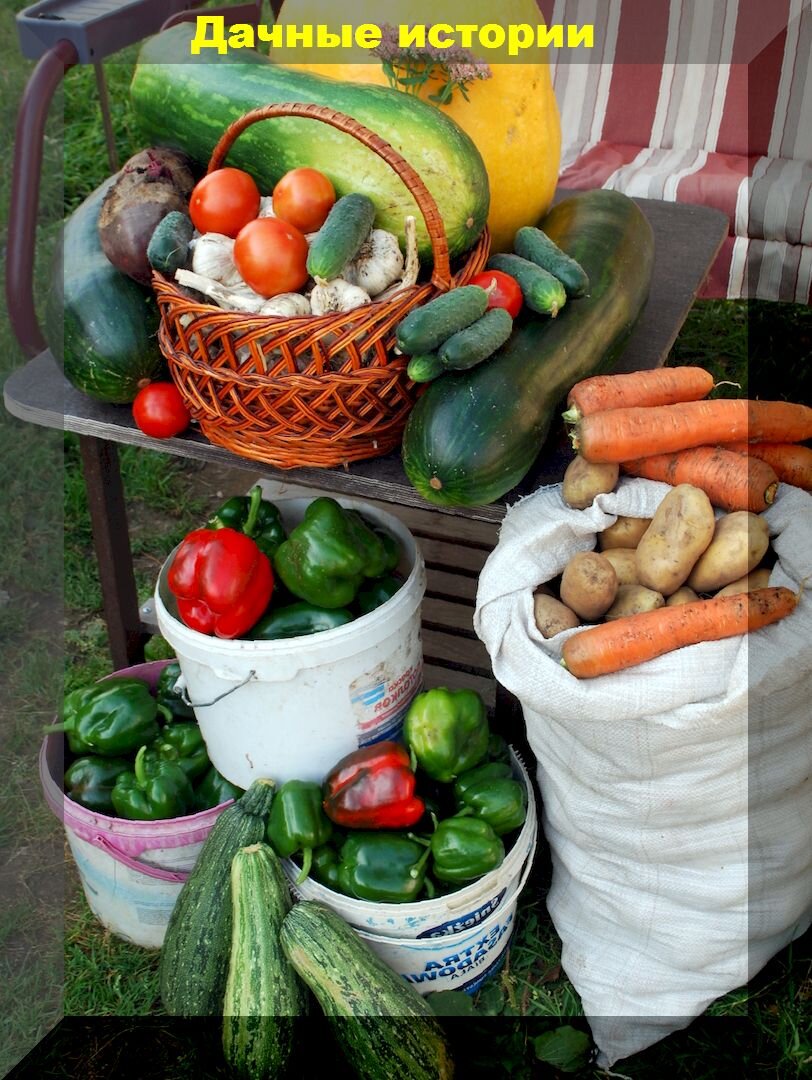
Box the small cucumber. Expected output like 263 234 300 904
396 285 488 355
514 225 590 297
307 194 375 281
487 253 567 317
147 211 194 275
407 353 445 383
438 307 513 371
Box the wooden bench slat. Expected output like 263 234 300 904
421 628 492 675
422 596 476 636
425 569 479 603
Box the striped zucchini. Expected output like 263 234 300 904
222 844 308 1078
280 902 454 1080
159 779 275 1016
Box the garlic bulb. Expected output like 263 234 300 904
310 279 371 316
375 216 420 302
175 269 267 313
259 293 311 317
342 230 404 297
259 196 275 218
190 233 242 287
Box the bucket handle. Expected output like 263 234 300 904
90 834 190 884
172 668 259 710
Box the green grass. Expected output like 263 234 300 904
1 0 811 1074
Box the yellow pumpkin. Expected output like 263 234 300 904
273 2 562 252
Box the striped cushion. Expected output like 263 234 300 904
542 0 812 300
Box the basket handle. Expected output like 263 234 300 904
206 102 453 291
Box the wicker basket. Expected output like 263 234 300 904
153 102 491 469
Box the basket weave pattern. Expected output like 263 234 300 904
154 102 491 469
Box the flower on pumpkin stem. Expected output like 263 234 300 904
372 23 492 106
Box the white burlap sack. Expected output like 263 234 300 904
474 478 812 1066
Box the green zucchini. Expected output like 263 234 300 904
147 210 194 275
396 286 488 356
407 354 444 383
280 902 454 1080
486 253 567 317
401 190 655 507
438 307 513 371
45 176 164 404
159 779 275 1016
307 194 375 281
514 225 590 297
130 24 489 263
222 843 307 1078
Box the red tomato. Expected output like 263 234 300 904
471 270 524 318
189 168 261 238
272 168 336 233
233 218 309 298
132 382 191 439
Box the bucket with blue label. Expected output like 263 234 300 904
286 748 537 993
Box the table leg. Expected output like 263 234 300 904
79 436 146 668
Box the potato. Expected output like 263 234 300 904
559 551 618 621
533 590 580 638
635 485 715 596
604 584 665 620
665 586 700 607
601 547 639 586
562 456 619 509
687 511 770 593
715 568 772 598
598 516 652 550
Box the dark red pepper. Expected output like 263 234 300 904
322 741 425 829
167 527 273 639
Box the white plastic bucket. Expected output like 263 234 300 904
155 495 426 788
42 661 230 949
287 749 538 994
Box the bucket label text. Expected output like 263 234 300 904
350 662 423 744
417 889 508 938
402 914 514 986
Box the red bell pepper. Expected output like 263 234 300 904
322 741 425 829
167 527 273 639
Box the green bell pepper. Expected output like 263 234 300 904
193 765 243 811
267 780 333 884
487 732 511 765
453 762 513 802
250 601 354 640
455 777 527 836
403 687 490 783
274 497 392 609
208 484 286 562
310 843 342 891
150 722 210 782
48 677 163 757
337 832 431 903
63 755 131 815
430 816 504 884
346 513 400 575
110 745 193 821
355 573 403 616
155 661 194 721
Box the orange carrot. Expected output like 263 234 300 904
720 441 812 493
573 399 812 463
620 446 779 512
564 366 714 422
561 587 798 679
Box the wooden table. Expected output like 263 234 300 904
4 195 727 680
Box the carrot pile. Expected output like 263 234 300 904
565 366 812 511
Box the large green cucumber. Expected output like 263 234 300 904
280 901 454 1080
222 843 307 1078
402 190 655 507
130 23 489 262
45 176 163 404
